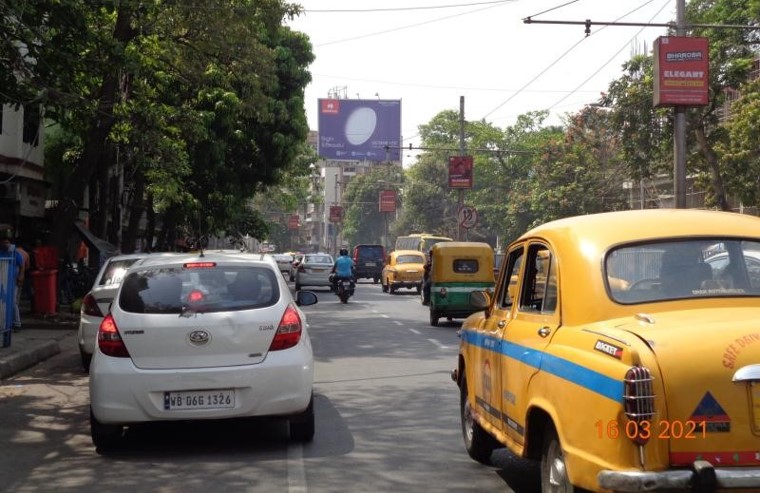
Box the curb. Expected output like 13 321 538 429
0 340 61 379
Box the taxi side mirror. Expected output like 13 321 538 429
470 290 491 312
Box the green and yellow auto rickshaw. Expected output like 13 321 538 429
428 242 495 326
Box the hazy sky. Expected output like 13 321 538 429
288 0 675 160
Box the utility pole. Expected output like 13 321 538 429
457 96 465 241
674 0 687 208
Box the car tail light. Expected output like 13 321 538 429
81 292 103 317
269 304 302 351
623 365 656 444
98 314 131 358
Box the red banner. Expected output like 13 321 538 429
653 36 709 107
379 190 396 213
449 156 473 189
329 205 343 223
288 214 300 230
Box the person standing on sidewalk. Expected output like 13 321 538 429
15 238 31 306
1 234 25 331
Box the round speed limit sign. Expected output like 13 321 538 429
458 206 478 229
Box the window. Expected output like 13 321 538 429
499 247 523 309
519 244 555 314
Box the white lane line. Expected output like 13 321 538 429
371 309 380 314
393 321 403 326
380 314 389 318
288 443 307 493
427 338 449 350
409 328 421 335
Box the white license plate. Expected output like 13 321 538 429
407 269 418 273
310 268 326 272
164 389 235 410
366 262 376 266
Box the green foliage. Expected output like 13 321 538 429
342 165 404 247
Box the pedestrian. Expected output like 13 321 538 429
0 234 25 331
15 238 32 306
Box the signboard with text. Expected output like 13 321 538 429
653 36 709 107
318 99 402 161
448 155 473 189
379 190 397 213
329 205 344 223
288 215 300 230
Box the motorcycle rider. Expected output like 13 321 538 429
331 248 355 295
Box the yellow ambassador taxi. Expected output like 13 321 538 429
452 209 760 492
381 249 425 294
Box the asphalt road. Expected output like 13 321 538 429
0 280 540 493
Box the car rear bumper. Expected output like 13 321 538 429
90 343 313 424
390 281 421 289
598 461 760 491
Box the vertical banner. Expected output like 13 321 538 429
288 215 300 230
448 156 473 189
653 36 709 107
329 206 344 223
379 190 397 212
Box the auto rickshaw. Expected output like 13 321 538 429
428 242 495 326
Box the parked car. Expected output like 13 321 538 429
381 249 425 294
353 244 385 283
88 251 318 451
294 253 334 291
453 209 760 492
272 253 294 277
78 253 157 371
289 254 304 282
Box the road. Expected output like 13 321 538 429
0 281 540 493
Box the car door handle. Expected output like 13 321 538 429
538 326 551 338
497 320 506 329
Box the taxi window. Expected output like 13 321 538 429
607 239 760 303
499 248 523 309
99 258 141 286
519 245 555 313
397 255 424 264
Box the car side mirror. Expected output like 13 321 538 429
296 290 318 307
470 290 491 311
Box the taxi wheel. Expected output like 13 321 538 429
90 408 123 452
373 276 379 284
382 281 388 293
460 376 496 464
541 423 583 492
430 309 439 326
389 284 396 294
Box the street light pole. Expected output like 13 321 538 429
674 0 687 208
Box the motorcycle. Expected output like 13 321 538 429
332 275 354 304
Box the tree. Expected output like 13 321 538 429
342 165 404 247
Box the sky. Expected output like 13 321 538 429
286 0 676 164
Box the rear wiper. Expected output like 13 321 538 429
179 305 204 318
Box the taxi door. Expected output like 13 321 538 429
496 241 559 445
474 244 524 432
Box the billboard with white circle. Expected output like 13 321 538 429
318 99 401 162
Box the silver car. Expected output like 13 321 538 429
294 253 334 291
78 253 157 371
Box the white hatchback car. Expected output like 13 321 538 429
88 252 318 450
78 253 157 371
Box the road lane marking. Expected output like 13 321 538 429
381 314 389 318
393 321 403 326
409 328 421 335
288 443 307 493
428 338 449 350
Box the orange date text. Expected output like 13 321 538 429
595 419 706 440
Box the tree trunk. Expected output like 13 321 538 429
51 6 136 251
123 171 146 254
694 123 731 211
144 192 156 251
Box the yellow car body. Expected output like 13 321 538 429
382 250 425 294
454 209 760 492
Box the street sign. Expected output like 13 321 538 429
288 215 300 230
379 190 396 212
329 205 343 223
458 206 478 229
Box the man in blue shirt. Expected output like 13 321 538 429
332 248 355 294
1 234 25 331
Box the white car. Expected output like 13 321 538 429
78 253 157 371
294 253 334 291
88 251 318 450
272 253 294 276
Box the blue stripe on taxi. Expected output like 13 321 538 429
461 329 623 403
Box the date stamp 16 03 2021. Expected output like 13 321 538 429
595 420 707 440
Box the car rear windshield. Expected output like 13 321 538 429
99 259 141 286
305 255 332 264
119 265 280 314
357 246 384 260
397 254 424 264
606 238 760 303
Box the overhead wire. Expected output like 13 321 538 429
305 0 515 13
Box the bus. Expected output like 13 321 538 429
394 233 453 253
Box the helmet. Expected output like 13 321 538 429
339 248 348 256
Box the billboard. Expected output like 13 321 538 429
318 99 401 161
379 190 397 213
653 36 709 107
288 214 300 230
448 156 473 189
329 205 343 223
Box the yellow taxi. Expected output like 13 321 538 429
381 249 425 294
452 209 760 492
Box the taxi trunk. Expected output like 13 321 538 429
619 306 760 465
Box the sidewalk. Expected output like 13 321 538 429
0 301 79 380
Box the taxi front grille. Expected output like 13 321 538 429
623 365 656 421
